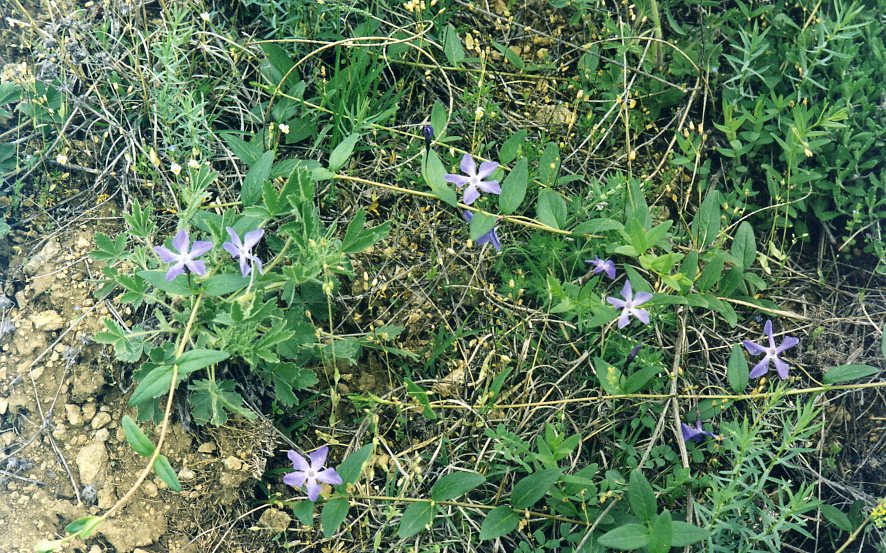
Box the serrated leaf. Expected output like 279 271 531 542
188 378 255 425
422 149 457 206
321 497 349 538
122 415 155 457
597 524 649 550
511 469 560 509
479 506 519 541
727 343 749 393
469 212 498 241
431 472 485 501
822 364 879 384
154 454 181 492
243 151 274 206
337 444 373 485
328 134 360 172
398 501 436 539
537 189 567 229
498 157 528 214
628 469 657 523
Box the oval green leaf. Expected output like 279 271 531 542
498 157 528 214
822 364 879 385
398 501 436 539
511 469 560 509
122 415 155 457
431 471 485 502
479 506 519 541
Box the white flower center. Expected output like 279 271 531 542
307 469 316 478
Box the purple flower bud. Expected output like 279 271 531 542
422 125 434 152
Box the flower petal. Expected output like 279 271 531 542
681 423 701 443
154 246 179 264
477 180 501 195
773 356 791 380
223 242 240 258
742 340 766 356
165 263 185 281
252 255 264 275
460 154 476 176
225 227 242 248
617 310 631 329
305 478 321 502
489 228 502 252
172 230 189 253
749 357 771 379
764 320 776 349
444 174 471 187
244 228 264 249
476 161 499 179
315 468 343 486
607 296 626 309
776 336 799 354
187 260 207 276
283 470 307 490
190 240 214 258
632 291 653 305
462 210 473 223
631 307 650 325
239 257 250 277
603 262 616 280
620 280 633 302
463 185 480 205
288 450 310 471
309 446 329 471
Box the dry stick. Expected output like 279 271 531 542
668 310 694 548
97 293 204 522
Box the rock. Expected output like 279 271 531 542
94 428 110 442
90 412 112 430
0 397 7 415
30 310 65 332
257 508 291 533
222 456 243 471
142 480 158 498
81 402 97 421
24 239 61 275
64 404 82 426
72 369 106 403
76 441 108 488
197 442 217 454
178 468 196 481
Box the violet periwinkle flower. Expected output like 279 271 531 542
681 419 718 443
283 446 343 502
606 280 653 329
463 211 502 252
585 256 616 280
422 124 434 152
222 227 264 277
153 229 213 281
445 154 501 205
742 319 799 380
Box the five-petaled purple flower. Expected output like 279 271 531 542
742 319 799 380
463 211 502 252
681 419 718 443
445 154 501 205
607 280 653 329
283 446 343 502
585 257 616 280
153 229 213 281
222 227 264 277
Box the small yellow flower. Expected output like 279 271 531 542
56 153 68 165
279 123 290 135
170 162 182 176
803 147 813 158
187 159 201 169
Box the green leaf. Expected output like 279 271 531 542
404 378 437 420
92 232 127 261
270 363 318 406
260 43 295 82
64 515 102 538
498 158 528 214
628 469 657 523
203 274 251 296
727 344 749 393
321 497 349 538
154 454 181 492
291 500 315 527
337 444 373 485
137 270 194 296
537 189 567 230
692 189 721 248
398 501 436 539
732 222 756 270
470 212 498 241
538 142 560 185
422 149 457 206
94 319 146 363
696 252 726 292
431 471 485 501
443 24 466 66
220 132 262 166
597 524 649 549
647 510 673 553
176 349 230 375
493 41 525 70
572 218 624 235
822 364 879 385
35 539 64 552
670 521 710 546
129 364 174 406
243 151 274 206
122 415 155 457
511 469 560 509
500 130 527 165
431 100 447 138
479 506 519 541
328 134 360 172
341 209 391 254
820 504 852 533
188 378 255 425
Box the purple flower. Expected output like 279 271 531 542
222 227 264 277
606 281 653 329
585 256 616 279
283 446 343 502
463 211 502 252
153 229 213 281
422 124 434 152
445 154 501 205
681 419 718 443
742 320 799 380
